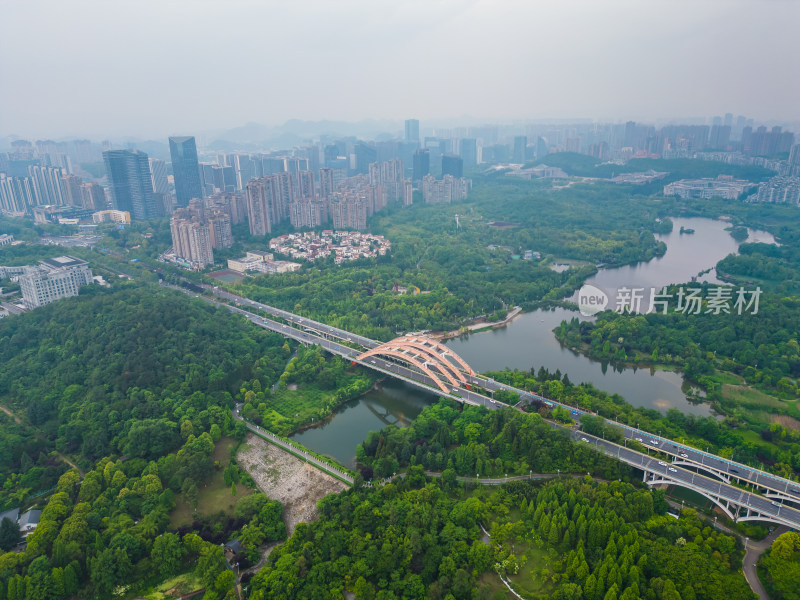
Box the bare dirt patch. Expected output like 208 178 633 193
771 414 800 431
237 433 347 535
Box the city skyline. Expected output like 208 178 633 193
1 0 798 140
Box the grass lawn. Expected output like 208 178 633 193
170 437 254 529
506 541 553 597
721 384 786 410
711 370 745 385
476 572 513 599
125 571 203 600
264 375 368 435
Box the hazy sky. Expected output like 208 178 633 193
1 0 798 139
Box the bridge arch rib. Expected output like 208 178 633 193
357 348 452 394
395 336 475 376
356 335 477 395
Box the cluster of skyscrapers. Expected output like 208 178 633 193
0 155 105 217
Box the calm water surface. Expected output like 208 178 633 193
293 217 776 460
290 379 436 468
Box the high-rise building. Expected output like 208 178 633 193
353 143 377 175
536 137 549 159
708 125 731 149
289 199 328 229
459 138 477 167
103 149 158 220
246 177 279 236
413 149 430 182
170 213 214 268
330 193 367 230
61 175 84 206
207 212 233 249
0 173 34 214
297 170 315 199
232 154 255 190
169 136 203 207
319 168 335 199
513 136 527 163
441 155 463 178
405 119 420 143
421 175 472 204
149 158 169 194
28 165 66 205
80 182 107 211
18 256 93 309
206 191 247 225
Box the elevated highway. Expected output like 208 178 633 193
188 284 800 529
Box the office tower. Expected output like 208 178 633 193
170 214 214 268
536 137 549 159
405 119 420 143
724 113 733 128
260 156 286 175
441 155 463 178
354 143 377 175
513 136 527 163
149 158 169 194
284 157 308 178
169 136 203 207
18 256 93 309
375 141 398 163
246 177 278 236
413 149 430 182
459 138 477 167
301 145 321 174
232 154 254 190
319 168 335 199
103 149 157 220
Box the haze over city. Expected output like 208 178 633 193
1 0 798 140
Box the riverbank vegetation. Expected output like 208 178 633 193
356 399 629 482
237 345 376 436
486 365 800 482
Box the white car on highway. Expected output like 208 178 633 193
658 461 667 466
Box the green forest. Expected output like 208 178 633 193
249 470 754 600
0 284 290 509
355 399 630 482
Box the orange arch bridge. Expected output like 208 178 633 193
356 336 475 394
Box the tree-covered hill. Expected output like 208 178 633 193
0 284 290 509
